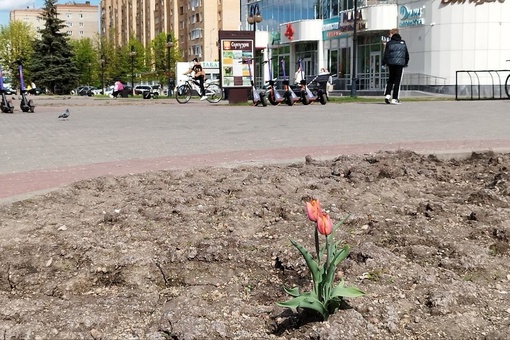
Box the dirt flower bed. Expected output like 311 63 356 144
1 150 509 339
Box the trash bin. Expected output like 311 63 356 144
121 88 130 98
143 91 151 99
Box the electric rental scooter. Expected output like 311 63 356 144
0 65 14 113
296 58 316 105
243 58 266 107
263 57 283 106
17 60 35 113
280 58 299 106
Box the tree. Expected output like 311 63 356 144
69 38 96 87
27 0 78 94
151 32 180 87
0 21 36 90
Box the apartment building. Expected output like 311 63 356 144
9 1 99 39
100 0 240 62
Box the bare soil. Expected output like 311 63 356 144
1 150 509 339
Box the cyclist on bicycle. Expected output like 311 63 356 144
184 58 207 100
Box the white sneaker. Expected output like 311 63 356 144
384 94 391 104
200 96 208 101
391 99 401 105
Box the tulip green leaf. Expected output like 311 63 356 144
331 283 365 299
290 238 320 282
283 286 300 297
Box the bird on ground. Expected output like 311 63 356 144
58 109 70 120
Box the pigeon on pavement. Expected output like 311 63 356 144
58 109 70 120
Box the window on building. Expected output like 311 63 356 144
190 28 202 40
79 13 83 19
79 22 84 27
67 31 72 35
66 22 73 27
192 45 202 56
79 31 84 36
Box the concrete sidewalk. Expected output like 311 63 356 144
1 96 509 203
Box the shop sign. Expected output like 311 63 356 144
339 9 367 32
202 61 219 68
441 0 504 4
399 5 425 27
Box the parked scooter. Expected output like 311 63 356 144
244 58 266 106
306 74 328 105
262 58 283 106
0 65 14 113
16 60 35 113
280 58 299 106
296 59 316 105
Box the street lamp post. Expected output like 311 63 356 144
166 34 174 97
350 0 358 97
100 56 105 95
129 45 136 96
247 3 262 88
88 60 91 86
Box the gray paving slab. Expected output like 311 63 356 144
1 96 509 203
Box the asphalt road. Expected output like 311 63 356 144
1 96 509 203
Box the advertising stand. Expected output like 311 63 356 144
218 30 255 104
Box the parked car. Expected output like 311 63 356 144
91 88 104 95
134 85 152 96
2 87 16 95
28 87 42 95
70 86 96 96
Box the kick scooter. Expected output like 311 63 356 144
17 60 35 113
0 65 14 113
280 58 299 106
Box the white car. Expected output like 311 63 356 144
91 88 104 95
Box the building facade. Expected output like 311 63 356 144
246 0 510 94
10 1 99 40
100 0 240 62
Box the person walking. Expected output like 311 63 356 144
382 29 409 104
184 58 207 100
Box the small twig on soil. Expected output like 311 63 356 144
7 265 16 290
154 261 169 287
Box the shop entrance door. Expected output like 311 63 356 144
302 58 313 77
369 52 382 90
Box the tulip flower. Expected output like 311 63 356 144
278 199 364 321
305 199 321 222
317 212 333 236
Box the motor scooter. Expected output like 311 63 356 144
16 60 35 113
0 65 14 113
280 58 299 106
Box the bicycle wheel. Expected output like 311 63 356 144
206 84 223 103
175 85 192 104
506 74 510 98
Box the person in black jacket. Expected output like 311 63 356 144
382 29 409 104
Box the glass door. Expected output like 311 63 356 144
369 52 382 90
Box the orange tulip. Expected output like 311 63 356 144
305 199 321 222
317 213 333 236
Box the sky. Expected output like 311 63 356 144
0 0 100 27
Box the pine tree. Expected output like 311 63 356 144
28 0 78 94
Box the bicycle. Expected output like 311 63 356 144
175 75 223 104
506 60 510 98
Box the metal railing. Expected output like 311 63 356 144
455 70 510 100
334 72 447 93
